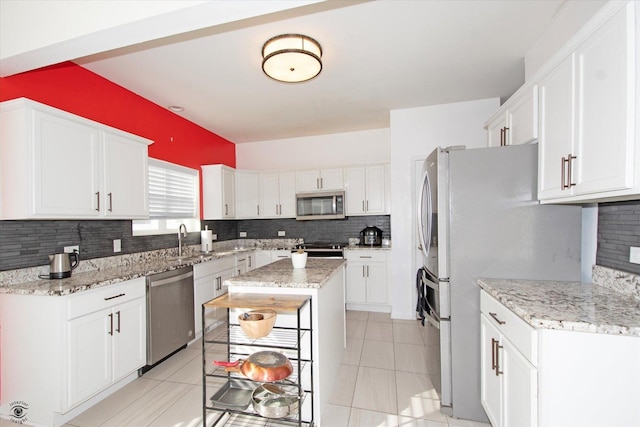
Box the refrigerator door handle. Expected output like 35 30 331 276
417 170 432 262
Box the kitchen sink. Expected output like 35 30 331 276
166 254 210 264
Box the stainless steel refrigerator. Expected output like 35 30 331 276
417 143 582 422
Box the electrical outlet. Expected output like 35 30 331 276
113 239 122 253
64 245 79 253
239 231 247 237
278 230 286 237
212 234 218 241
630 247 640 264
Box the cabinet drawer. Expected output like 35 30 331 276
194 256 236 279
345 251 387 262
481 291 538 366
67 278 146 320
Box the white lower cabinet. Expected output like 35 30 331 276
480 290 640 427
67 291 146 407
194 256 236 336
345 250 388 310
0 278 146 426
254 249 292 268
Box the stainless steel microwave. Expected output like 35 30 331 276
296 191 345 220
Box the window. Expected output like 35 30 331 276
132 158 200 236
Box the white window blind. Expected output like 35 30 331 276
148 159 198 219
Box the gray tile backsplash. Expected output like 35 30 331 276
0 215 390 271
597 200 640 275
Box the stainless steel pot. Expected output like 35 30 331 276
251 384 299 419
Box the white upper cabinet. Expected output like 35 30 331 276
345 164 388 215
0 98 152 219
485 85 538 147
538 2 638 203
235 170 260 218
260 171 296 218
202 164 235 219
296 167 343 192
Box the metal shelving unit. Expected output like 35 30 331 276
202 293 314 427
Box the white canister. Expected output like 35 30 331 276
291 252 308 269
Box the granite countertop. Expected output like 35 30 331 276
225 258 346 289
0 249 250 297
477 275 640 337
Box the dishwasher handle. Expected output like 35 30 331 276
149 270 193 288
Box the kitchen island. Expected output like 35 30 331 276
223 258 346 427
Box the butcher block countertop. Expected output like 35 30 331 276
225 258 346 289
204 292 310 312
478 268 640 337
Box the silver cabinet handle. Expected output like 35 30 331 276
104 293 125 301
116 310 121 333
561 156 566 190
108 192 113 212
366 265 370 277
95 191 100 211
320 177 324 188
316 177 320 189
257 205 260 215
567 154 576 188
489 312 506 325
495 340 503 375
362 200 365 211
362 265 366 277
366 200 369 211
108 313 113 336
225 204 228 216
248 256 252 268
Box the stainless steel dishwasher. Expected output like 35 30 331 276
145 266 195 367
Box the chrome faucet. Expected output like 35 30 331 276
178 224 187 257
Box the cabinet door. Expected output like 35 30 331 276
260 172 280 217
255 250 273 268
538 55 576 200
236 171 260 218
365 262 387 304
574 3 634 196
480 314 501 427
508 85 538 146
346 262 367 303
296 170 321 192
222 167 235 218
102 130 149 218
319 168 344 190
278 172 297 217
364 165 386 214
67 309 112 407
502 338 537 427
195 276 217 335
112 298 146 381
345 167 366 215
33 110 101 217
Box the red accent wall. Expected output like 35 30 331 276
0 62 236 216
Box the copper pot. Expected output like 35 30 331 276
227 351 293 383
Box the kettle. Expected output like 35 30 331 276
48 251 79 279
360 225 383 246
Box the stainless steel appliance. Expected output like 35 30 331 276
295 191 345 220
47 251 79 279
293 242 347 258
146 266 195 367
359 225 383 246
417 144 582 422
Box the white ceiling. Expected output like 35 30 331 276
73 0 565 144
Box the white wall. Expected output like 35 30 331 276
389 98 499 320
524 0 606 80
235 128 390 170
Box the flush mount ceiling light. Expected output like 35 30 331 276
262 34 322 83
167 105 184 112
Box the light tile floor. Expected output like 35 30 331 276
2 311 492 427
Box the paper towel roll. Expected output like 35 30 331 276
201 230 213 253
